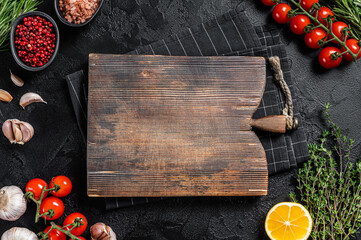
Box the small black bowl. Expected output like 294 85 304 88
54 0 104 27
10 11 60 72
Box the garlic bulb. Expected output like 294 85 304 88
91 222 117 240
1 227 37 240
2 119 34 145
0 186 27 221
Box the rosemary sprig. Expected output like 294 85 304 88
294 103 361 240
0 0 43 51
328 0 361 40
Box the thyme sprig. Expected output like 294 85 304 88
328 0 361 40
294 103 361 240
0 0 42 51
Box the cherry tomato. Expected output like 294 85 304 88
63 213 88 236
313 7 334 26
290 15 311 35
272 3 292 24
40 197 64 220
49 176 72 198
25 178 48 201
305 28 327 49
77 237 86 240
319 46 342 69
341 39 361 62
44 225 66 240
300 0 319 12
331 21 349 44
261 0 277 7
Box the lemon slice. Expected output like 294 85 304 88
265 202 313 240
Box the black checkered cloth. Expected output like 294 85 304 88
66 9 309 210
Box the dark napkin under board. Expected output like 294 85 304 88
66 10 309 210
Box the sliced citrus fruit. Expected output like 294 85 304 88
265 202 312 240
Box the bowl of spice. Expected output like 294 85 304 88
54 0 103 27
10 11 60 71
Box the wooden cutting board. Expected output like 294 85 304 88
87 54 268 197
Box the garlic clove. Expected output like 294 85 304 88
19 92 47 109
0 186 27 222
0 89 13 102
12 121 22 144
10 70 24 87
2 120 15 143
91 222 117 240
19 122 34 143
1 227 37 240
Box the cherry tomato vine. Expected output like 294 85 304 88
264 0 361 68
38 220 85 240
25 180 61 223
24 176 86 240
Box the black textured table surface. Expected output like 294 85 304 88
1 0 361 239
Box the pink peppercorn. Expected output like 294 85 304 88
14 16 56 67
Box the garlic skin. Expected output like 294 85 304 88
91 222 117 240
1 227 37 240
19 92 47 109
0 186 27 221
2 119 34 145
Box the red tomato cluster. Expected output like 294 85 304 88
263 0 361 69
43 214 87 239
25 176 88 239
26 176 72 220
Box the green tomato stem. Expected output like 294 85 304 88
337 51 349 57
322 38 336 45
25 185 58 223
25 193 42 223
39 222 82 240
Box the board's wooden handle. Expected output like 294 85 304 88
250 115 298 134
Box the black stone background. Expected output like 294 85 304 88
1 0 361 239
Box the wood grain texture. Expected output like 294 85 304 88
87 54 268 197
250 115 287 134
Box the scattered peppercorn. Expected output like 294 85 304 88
14 16 56 68
59 0 100 24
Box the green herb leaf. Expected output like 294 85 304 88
0 0 43 51
297 103 361 239
328 0 361 40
